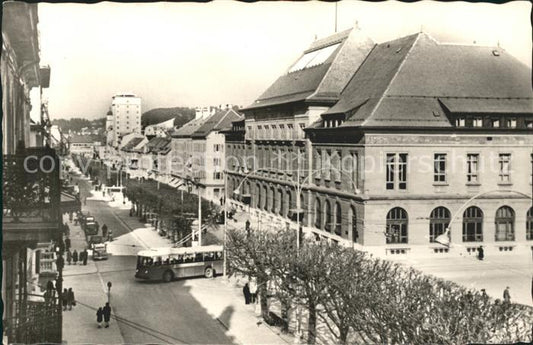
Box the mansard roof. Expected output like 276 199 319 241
322 32 533 128
243 28 374 111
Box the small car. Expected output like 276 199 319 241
92 243 108 260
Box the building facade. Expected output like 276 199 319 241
225 29 533 257
2 3 64 343
110 93 142 147
191 109 242 201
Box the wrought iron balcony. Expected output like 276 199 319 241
4 294 62 344
2 147 61 243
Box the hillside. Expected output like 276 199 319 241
52 117 105 132
141 107 195 128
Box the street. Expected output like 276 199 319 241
63 177 237 344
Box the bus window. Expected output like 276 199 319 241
204 252 215 261
154 257 162 266
139 257 153 266
184 254 194 263
215 252 222 260
194 253 203 262
176 254 183 264
164 257 170 265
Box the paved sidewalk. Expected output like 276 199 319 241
186 276 292 345
62 214 124 344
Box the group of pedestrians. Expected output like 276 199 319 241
66 248 89 265
243 279 258 305
61 287 76 311
96 302 112 328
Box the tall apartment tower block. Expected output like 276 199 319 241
110 93 142 146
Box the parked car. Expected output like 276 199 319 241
88 235 104 248
92 243 108 260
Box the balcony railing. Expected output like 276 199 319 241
5 294 62 344
3 147 61 241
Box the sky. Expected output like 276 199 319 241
36 0 532 120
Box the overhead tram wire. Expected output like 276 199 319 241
75 299 193 344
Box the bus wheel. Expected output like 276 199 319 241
204 267 214 278
162 270 173 283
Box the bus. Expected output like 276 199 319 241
135 245 223 282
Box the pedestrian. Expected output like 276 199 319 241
65 237 71 252
84 196 87 206
96 307 104 328
103 302 111 328
243 283 251 305
69 212 73 223
481 288 488 299
72 250 78 265
62 288 68 311
102 224 108 239
503 286 511 303
67 288 75 310
219 197 223 206
79 250 85 265
66 249 72 265
108 229 113 242
249 279 258 304
82 248 88 265
46 280 54 293
477 246 484 261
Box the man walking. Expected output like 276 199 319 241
249 279 258 304
72 250 78 265
62 288 68 311
82 248 88 265
243 283 251 305
66 249 72 265
96 307 104 328
103 302 111 328
477 246 484 261
65 237 71 252
503 286 511 303
102 224 108 239
67 288 75 310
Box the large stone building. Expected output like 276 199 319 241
225 28 533 257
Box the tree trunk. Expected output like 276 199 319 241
280 298 290 333
258 277 270 323
307 301 317 345
339 326 349 345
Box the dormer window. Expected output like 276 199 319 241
491 118 500 128
505 118 517 128
455 117 466 127
473 117 483 127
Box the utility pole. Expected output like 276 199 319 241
223 171 228 277
334 1 338 33
198 181 202 246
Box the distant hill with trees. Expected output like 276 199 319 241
52 117 105 132
141 107 195 128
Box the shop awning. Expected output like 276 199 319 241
61 192 81 213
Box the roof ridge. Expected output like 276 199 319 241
362 33 423 126
307 29 360 101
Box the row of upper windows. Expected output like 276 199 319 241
455 116 533 129
252 123 306 140
386 152 532 190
